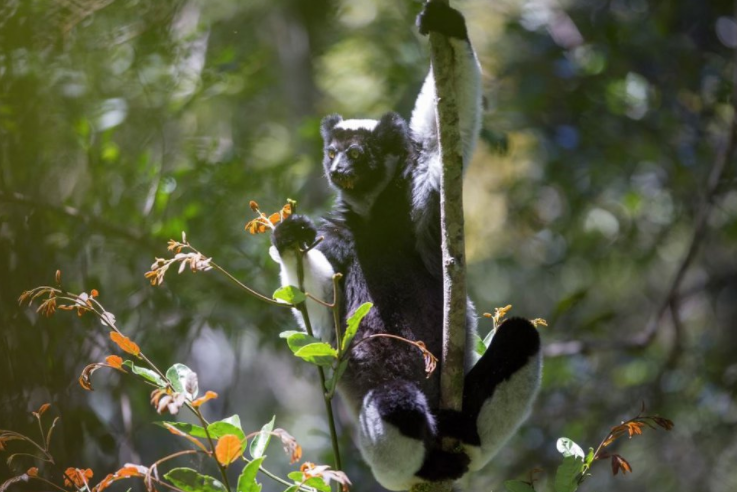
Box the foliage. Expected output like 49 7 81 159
2 0 736 491
8 265 352 492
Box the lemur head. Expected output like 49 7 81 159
320 112 412 215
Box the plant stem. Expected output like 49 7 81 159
209 260 291 308
296 302 342 473
331 274 343 351
293 251 343 473
193 407 232 492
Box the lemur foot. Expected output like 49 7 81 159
416 1 468 41
271 214 318 253
416 447 471 482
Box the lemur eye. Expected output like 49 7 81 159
349 148 360 159
327 149 336 160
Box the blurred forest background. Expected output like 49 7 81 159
2 0 737 491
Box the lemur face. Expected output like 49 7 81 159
321 116 383 196
320 113 411 203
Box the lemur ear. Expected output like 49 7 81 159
321 114 343 141
374 112 410 156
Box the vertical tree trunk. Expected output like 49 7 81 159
410 1 467 491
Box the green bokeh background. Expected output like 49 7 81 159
1 0 736 491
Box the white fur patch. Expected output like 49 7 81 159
358 391 426 491
409 39 482 258
336 119 379 131
270 246 335 342
467 352 543 471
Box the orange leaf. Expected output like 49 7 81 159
79 363 103 391
105 355 125 370
64 468 93 488
268 212 281 225
191 391 218 408
281 203 292 220
93 473 115 492
611 454 632 476
27 467 38 477
215 434 242 466
245 217 270 234
110 332 140 356
626 422 644 437
116 465 146 478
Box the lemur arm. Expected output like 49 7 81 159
409 1 483 275
270 215 338 343
410 2 482 172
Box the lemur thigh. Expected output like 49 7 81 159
462 318 542 471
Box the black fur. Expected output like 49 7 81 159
372 380 434 441
271 2 540 488
416 1 469 41
416 448 470 482
272 214 318 253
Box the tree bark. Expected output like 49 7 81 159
410 1 467 491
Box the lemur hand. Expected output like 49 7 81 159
271 215 318 254
416 1 468 40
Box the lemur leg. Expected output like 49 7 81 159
358 380 469 491
461 317 542 471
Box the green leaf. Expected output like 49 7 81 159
281 332 322 354
166 363 197 396
303 477 331 492
122 360 166 387
155 421 207 438
293 343 338 366
208 422 246 441
287 472 304 482
482 328 495 351
556 437 585 460
249 416 275 459
554 456 584 492
164 468 227 492
585 447 595 466
237 457 265 492
325 358 349 394
208 416 246 453
273 286 306 305
505 480 537 492
473 334 487 356
341 302 372 353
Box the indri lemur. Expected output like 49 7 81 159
270 2 542 490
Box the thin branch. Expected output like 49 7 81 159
429 0 467 414
293 252 343 473
415 0 467 490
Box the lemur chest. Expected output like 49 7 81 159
344 222 443 339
